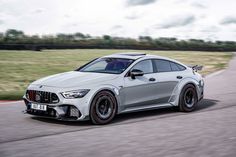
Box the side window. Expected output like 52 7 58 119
154 59 172 72
170 62 186 71
132 60 153 74
170 62 180 71
177 64 186 71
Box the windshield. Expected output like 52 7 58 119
77 58 134 74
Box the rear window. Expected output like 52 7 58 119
176 63 186 71
153 60 172 72
170 62 186 71
170 62 179 71
153 59 186 72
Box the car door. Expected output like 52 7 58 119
121 59 159 109
152 59 184 103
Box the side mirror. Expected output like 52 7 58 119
130 69 144 79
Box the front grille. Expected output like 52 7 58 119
26 90 59 104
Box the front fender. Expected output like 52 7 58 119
86 84 122 114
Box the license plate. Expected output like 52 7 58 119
31 103 47 111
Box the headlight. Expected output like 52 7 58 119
61 89 90 99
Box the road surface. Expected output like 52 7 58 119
0 53 236 157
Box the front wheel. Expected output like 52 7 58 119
179 84 198 112
90 91 117 125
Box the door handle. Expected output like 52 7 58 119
176 76 183 79
149 78 156 82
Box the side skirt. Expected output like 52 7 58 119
119 103 174 114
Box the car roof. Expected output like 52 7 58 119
102 52 187 67
102 52 146 60
103 52 169 60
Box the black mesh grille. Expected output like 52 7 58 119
26 90 59 104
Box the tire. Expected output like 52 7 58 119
179 84 198 112
90 90 117 125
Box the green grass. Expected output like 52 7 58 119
0 49 233 100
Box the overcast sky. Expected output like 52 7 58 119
0 0 236 41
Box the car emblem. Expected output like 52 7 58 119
35 93 41 102
39 85 43 88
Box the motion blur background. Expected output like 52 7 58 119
1 1 236 157
0 0 235 99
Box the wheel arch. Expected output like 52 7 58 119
88 86 120 115
179 82 197 99
170 78 200 106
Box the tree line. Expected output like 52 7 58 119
0 29 236 51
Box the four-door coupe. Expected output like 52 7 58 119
23 52 204 124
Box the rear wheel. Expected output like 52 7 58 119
179 84 198 112
90 91 117 125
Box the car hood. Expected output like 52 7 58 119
31 71 119 88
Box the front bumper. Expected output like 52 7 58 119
23 97 89 121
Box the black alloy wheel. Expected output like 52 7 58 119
179 84 198 112
90 90 117 124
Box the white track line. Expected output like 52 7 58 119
204 69 225 79
0 100 23 105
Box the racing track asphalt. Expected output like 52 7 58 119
0 53 236 157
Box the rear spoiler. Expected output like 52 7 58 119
189 65 203 72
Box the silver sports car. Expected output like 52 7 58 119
23 52 204 124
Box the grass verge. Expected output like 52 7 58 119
0 49 233 100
